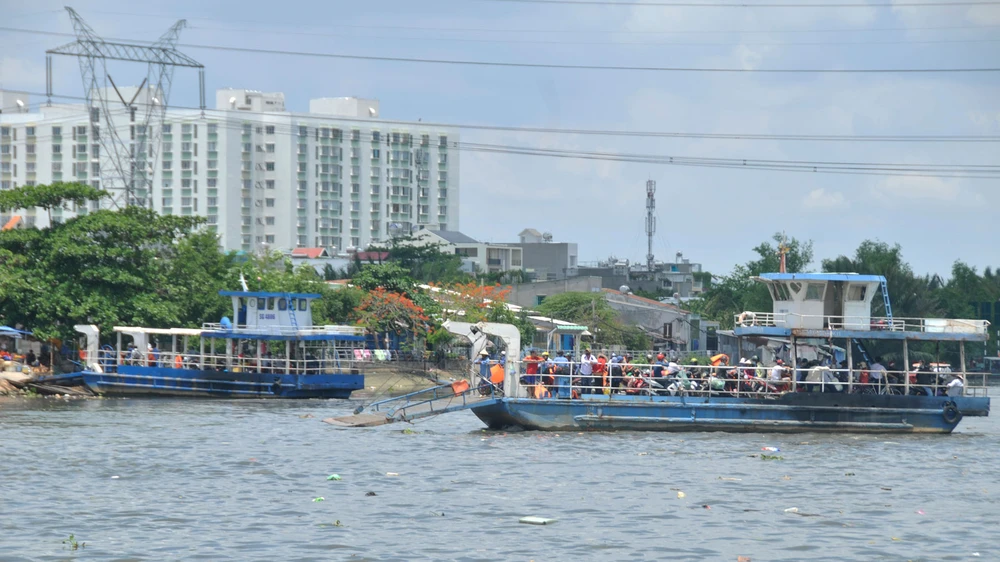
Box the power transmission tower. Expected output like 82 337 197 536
45 7 205 209
645 179 656 273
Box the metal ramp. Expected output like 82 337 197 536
323 380 499 428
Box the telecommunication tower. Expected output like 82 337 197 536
45 7 205 209
645 179 656 273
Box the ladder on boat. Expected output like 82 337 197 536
323 380 498 428
286 293 300 331
879 278 893 321
853 338 874 366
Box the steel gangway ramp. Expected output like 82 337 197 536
323 380 499 428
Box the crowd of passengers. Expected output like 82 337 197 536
473 349 965 398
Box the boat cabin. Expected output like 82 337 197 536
750 273 883 330
220 291 318 331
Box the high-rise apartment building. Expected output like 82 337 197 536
0 88 459 253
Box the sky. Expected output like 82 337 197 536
2 0 999 278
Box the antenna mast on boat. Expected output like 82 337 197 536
645 180 656 273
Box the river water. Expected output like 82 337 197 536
1 397 997 561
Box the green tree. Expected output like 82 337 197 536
0 206 202 341
352 262 416 296
0 181 109 224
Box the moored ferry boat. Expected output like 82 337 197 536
332 272 990 433
69 290 366 399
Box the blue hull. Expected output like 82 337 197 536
81 366 363 399
471 393 990 434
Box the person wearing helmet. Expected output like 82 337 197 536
652 352 667 378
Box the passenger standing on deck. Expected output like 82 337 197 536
523 349 542 385
870 357 888 393
552 351 571 398
579 348 597 393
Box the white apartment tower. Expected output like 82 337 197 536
0 88 459 253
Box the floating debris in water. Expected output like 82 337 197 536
327 474 342 481
784 507 799 513
637 452 649 456
365 491 377 497
677 491 686 499
738 557 752 562
520 516 556 525
845 472 856 476
299 414 314 419
313 497 325 502
917 510 925 515
761 447 780 452
719 477 742 482
110 475 119 479
760 454 783 461
881 487 892 491
386 472 399 477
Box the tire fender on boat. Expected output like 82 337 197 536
942 401 962 424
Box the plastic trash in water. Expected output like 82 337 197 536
762 447 780 452
519 516 556 525
677 491 686 498
110 475 120 479
313 497 325 502
365 491 377 497
784 507 799 513
386 472 399 476
327 474 342 481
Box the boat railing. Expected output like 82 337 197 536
198 323 366 337
497 360 989 400
90 348 364 375
735 312 989 334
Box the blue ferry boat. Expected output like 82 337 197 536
333 272 990 433
71 291 366 399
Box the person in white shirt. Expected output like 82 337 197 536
869 358 888 392
579 348 597 394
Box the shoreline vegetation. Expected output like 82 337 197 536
1 183 997 376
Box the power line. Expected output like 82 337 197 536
10 102 996 179
478 0 1000 6
84 10 1000 36
4 27 999 73
179 23 1000 47
15 92 1000 144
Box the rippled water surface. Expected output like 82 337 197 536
1 397 998 561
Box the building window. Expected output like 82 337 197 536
265 180 275 189
265 143 275 153
265 125 275 135
265 162 275 171
265 216 275 225
299 126 308 137
265 198 275 208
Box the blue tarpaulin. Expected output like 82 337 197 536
0 326 32 338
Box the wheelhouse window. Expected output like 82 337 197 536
267 298 275 310
278 298 288 311
805 283 826 301
299 299 308 311
257 298 266 309
847 285 867 301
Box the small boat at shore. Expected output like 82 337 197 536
331 272 990 433
60 290 366 399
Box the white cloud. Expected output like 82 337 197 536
875 176 960 201
802 188 847 209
